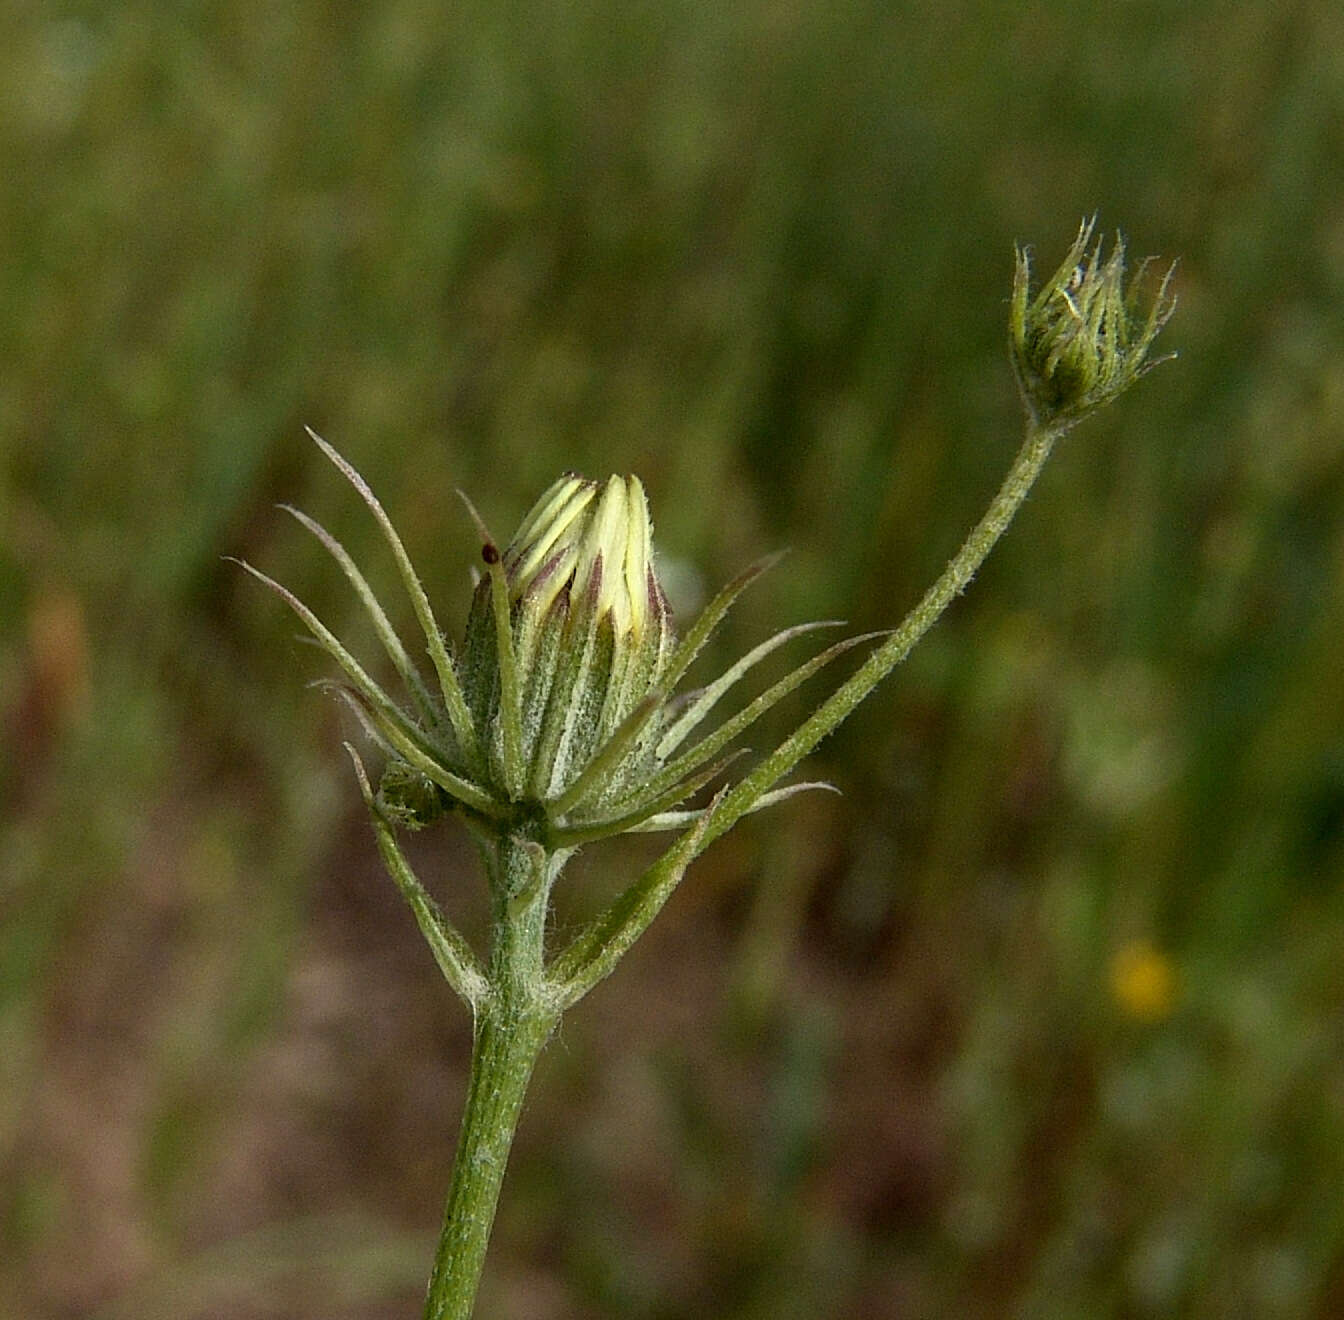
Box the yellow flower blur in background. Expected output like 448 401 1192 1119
1109 940 1179 1023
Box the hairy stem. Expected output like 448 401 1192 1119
422 840 559 1320
695 416 1063 855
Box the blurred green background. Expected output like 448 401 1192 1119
4 0 1343 1316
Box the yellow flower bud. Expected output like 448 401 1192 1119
461 472 674 806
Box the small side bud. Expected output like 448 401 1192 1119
1010 217 1176 431
378 761 449 830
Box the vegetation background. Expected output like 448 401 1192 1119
4 1 1343 1316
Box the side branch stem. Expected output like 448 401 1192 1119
696 418 1062 856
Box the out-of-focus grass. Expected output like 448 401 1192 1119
3 0 1343 1316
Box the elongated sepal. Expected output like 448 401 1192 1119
306 428 483 774
546 690 663 818
528 552 785 833
345 743 488 1008
233 558 438 754
278 504 441 730
613 630 888 815
548 749 748 847
320 683 452 829
485 551 527 798
657 552 784 696
626 779 839 831
456 489 527 797
655 619 847 759
237 551 504 820
323 680 505 819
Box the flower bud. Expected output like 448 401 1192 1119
258 433 884 852
1010 218 1176 430
461 473 674 806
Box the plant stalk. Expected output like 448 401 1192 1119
695 416 1064 855
422 839 559 1320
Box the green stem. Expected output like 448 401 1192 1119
697 417 1063 855
550 416 1063 1006
422 839 559 1320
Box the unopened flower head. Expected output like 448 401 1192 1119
503 474 657 646
461 472 674 805
1010 218 1176 430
